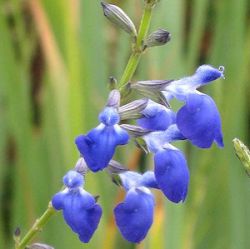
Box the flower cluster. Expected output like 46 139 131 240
51 63 224 243
51 1 225 245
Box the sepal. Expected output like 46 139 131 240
120 124 151 137
119 98 148 120
106 89 120 108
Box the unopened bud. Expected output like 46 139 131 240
144 29 171 49
27 243 54 249
106 89 121 108
119 98 148 120
101 2 137 37
120 124 151 137
233 138 250 177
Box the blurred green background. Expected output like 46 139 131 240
0 0 250 248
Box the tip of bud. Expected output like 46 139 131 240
233 138 250 177
14 227 21 237
100 2 137 37
144 29 171 49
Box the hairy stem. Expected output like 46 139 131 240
118 3 155 90
16 203 57 249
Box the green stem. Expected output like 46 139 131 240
16 203 57 249
118 3 154 90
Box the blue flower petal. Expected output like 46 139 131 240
154 148 189 203
137 100 175 131
143 124 186 153
99 107 120 126
51 191 67 210
139 171 159 189
114 188 154 243
195 65 224 85
63 170 84 188
119 171 142 191
75 124 129 172
165 65 224 101
54 189 102 243
176 93 223 148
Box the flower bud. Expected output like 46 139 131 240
233 138 250 177
101 2 137 37
119 98 148 120
144 29 171 49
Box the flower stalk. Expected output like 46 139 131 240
118 2 155 91
15 203 57 249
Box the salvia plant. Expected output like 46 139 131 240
14 1 226 248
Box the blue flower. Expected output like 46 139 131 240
137 100 176 131
163 65 224 148
51 171 102 243
75 107 129 172
176 93 223 148
114 171 156 243
143 129 189 203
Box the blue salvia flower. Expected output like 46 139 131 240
114 171 157 243
164 65 224 148
75 91 130 172
143 126 189 203
51 171 102 243
137 99 176 131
